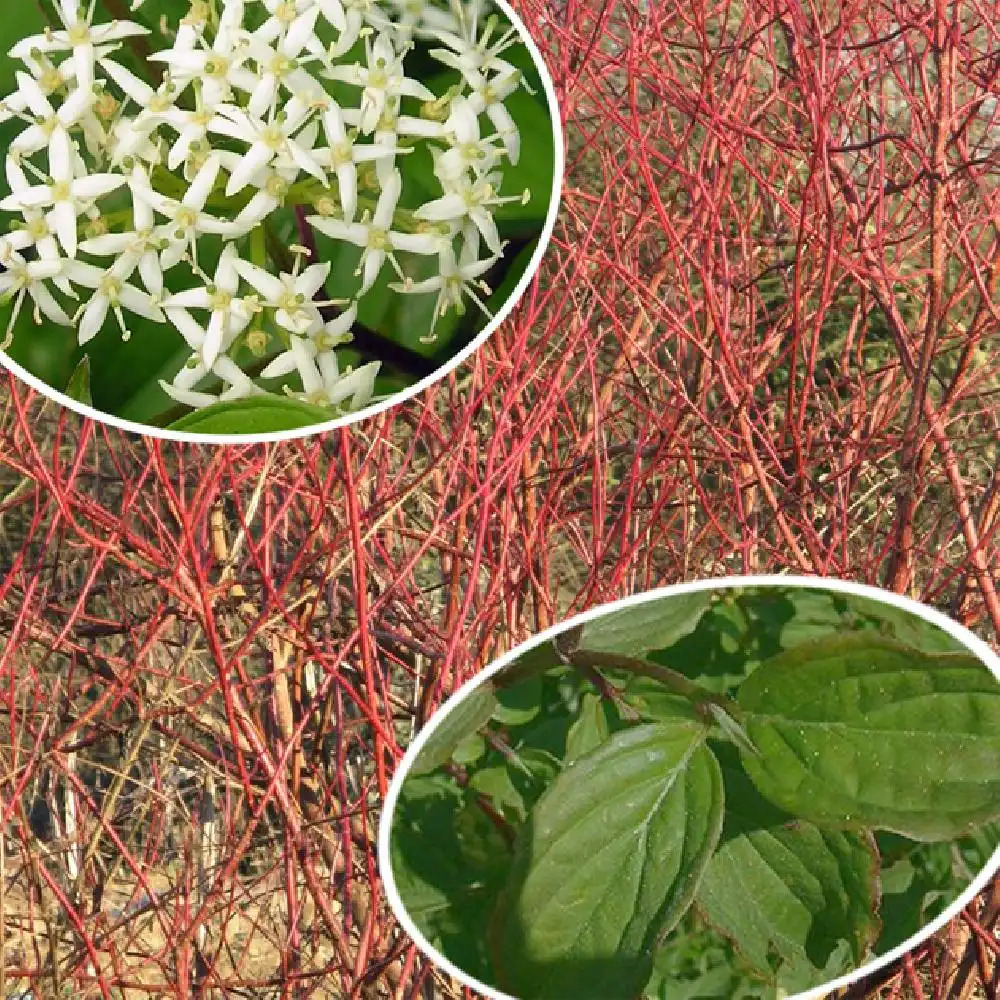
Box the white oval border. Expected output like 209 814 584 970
0 0 565 445
379 575 1000 1000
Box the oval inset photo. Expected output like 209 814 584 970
380 577 1000 1000
0 0 561 440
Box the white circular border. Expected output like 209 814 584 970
0 0 565 445
379 575 1000 1000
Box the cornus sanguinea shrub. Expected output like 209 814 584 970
0 0 553 433
2 0 999 996
386 587 1000 1000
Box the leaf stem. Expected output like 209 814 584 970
568 648 736 712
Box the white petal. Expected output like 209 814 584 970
58 86 95 127
391 231 441 255
234 191 279 230
322 104 347 144
337 163 358 222
139 251 163 297
202 311 225 368
185 154 223 210
260 350 298 380
284 7 320 57
225 142 273 196
99 58 154 104
286 141 327 185
317 0 347 31
324 302 357 337
487 103 520 163
159 379 219 409
170 359 207 391
79 295 110 344
374 169 400 226
79 233 134 255
52 201 78 258
306 215 361 244
163 288 212 309
329 361 379 407
360 249 384 293
29 283 71 325
215 243 241 295
290 335 322 394
63 260 106 288
297 263 332 300
397 78 435 102
231 259 284 301
248 74 278 120
14 73 53 118
72 173 126 200
166 306 207 350
472 207 501 255
48 128 74 186
415 193 465 221
0 184 52 211
119 284 164 322
73 42 96 91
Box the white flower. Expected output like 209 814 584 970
0 248 71 347
9 0 150 91
231 256 332 335
130 156 237 268
0 161 124 259
244 8 329 118
326 32 435 134
6 72 94 171
160 355 264 410
381 0 462 40
464 66 521 163
429 9 520 81
308 168 439 293
78 187 164 297
64 256 165 343
0 56 76 126
161 244 250 367
1 159 68 280
148 22 255 107
416 168 526 254
390 238 497 339
319 102 400 222
263 333 379 410
261 301 358 383
435 97 503 181
208 99 326 196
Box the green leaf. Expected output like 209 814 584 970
564 693 610 762
165 395 336 434
754 587 963 654
411 684 499 776
390 773 513 984
490 722 723 1000
63 356 93 405
738 634 1000 840
494 675 543 726
578 593 713 658
695 743 879 989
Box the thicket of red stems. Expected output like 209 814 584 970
1 0 998 996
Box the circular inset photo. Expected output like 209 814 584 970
0 0 561 440
380 577 1000 1000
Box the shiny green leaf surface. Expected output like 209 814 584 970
491 722 722 1000
739 635 1000 840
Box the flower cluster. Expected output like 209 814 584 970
0 0 532 417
